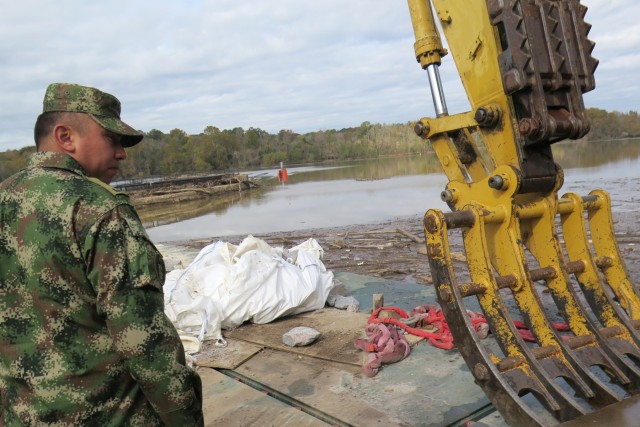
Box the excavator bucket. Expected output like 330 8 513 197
424 193 640 425
406 0 640 424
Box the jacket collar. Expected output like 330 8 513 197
28 152 87 177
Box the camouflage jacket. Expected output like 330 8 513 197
0 152 203 426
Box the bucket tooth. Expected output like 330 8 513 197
559 192 640 389
519 197 634 393
423 196 640 425
585 190 640 318
425 209 587 425
475 203 623 406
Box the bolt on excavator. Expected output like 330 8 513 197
406 0 640 425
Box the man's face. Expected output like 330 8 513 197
73 117 127 184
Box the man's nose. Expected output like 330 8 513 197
115 143 127 160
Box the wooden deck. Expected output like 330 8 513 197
196 272 503 426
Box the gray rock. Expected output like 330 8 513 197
332 295 360 311
345 303 359 313
326 294 338 306
283 327 321 347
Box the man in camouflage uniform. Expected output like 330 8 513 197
0 83 204 426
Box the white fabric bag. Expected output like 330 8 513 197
164 236 334 350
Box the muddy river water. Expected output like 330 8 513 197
145 138 640 243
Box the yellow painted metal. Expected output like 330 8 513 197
560 192 640 346
429 0 520 171
414 113 489 183
409 0 640 422
463 205 527 360
428 130 488 184
406 0 640 311
587 190 640 319
407 0 447 68
464 206 552 370
519 197 590 336
442 171 594 397
517 196 637 390
407 0 640 327
416 112 476 138
407 0 520 188
424 208 566 420
477 205 593 394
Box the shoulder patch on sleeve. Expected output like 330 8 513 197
87 177 125 196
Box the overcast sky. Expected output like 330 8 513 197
1 0 637 152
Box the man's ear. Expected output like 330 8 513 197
52 124 76 153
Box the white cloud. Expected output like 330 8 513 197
1 0 638 151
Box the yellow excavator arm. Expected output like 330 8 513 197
406 1 640 425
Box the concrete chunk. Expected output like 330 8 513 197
282 327 321 347
332 295 360 311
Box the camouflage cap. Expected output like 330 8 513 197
42 83 144 147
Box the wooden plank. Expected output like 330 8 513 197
235 346 492 427
221 307 425 376
225 308 371 366
199 367 329 426
193 338 263 369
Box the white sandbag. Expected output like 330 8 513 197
164 268 225 342
163 236 334 347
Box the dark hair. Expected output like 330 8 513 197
34 112 61 148
33 112 87 148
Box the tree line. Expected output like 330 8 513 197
1 108 639 181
